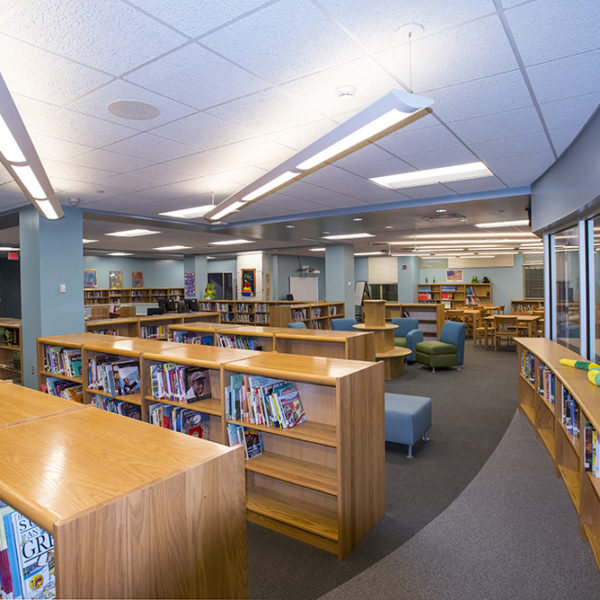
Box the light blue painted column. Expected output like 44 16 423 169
183 255 208 299
272 255 280 301
397 256 419 302
20 205 84 389
325 245 354 317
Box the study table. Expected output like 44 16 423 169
482 314 542 349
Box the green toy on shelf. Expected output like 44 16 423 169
559 358 600 386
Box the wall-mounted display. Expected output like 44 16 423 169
109 271 123 289
83 269 97 288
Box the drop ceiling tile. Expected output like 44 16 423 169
67 149 153 173
548 126 587 157
378 125 464 158
206 87 325 136
105 133 196 162
335 145 400 171
200 0 364 83
442 176 506 194
319 0 496 53
280 56 400 118
0 35 111 105
447 105 543 143
43 160 114 186
540 93 600 135
27 105 137 147
69 79 196 130
127 0 269 38
487 149 555 177
266 119 337 151
0 0 187 75
428 70 533 121
125 43 269 110
150 112 255 151
527 50 600 104
29 133 92 161
505 0 600 65
399 146 478 170
469 130 551 161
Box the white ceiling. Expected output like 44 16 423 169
0 0 598 256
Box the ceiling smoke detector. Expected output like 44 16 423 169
335 85 356 102
107 100 160 120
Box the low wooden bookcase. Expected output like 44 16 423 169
0 319 22 384
516 337 600 571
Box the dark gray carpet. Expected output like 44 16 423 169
319 411 600 600
248 342 520 599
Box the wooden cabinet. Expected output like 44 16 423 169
417 283 493 309
0 319 22 384
516 338 600 571
385 302 445 340
0 385 247 599
223 352 385 559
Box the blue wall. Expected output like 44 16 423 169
83 256 183 288
354 257 368 282
397 256 419 302
274 255 325 300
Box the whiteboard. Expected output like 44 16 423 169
354 281 367 306
289 276 318 302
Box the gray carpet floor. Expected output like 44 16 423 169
319 410 600 600
248 342 525 599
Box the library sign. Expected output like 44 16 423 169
7 252 18 260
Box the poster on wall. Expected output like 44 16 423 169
446 269 463 282
241 268 256 297
83 269 97 288
184 272 196 298
109 270 123 289
131 271 144 287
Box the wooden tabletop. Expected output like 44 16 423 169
84 337 183 356
276 329 369 341
353 323 398 331
38 332 129 347
168 322 241 332
375 347 411 359
143 344 260 368
0 408 235 533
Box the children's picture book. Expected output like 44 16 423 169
243 428 264 459
183 367 211 402
180 411 210 439
116 361 141 395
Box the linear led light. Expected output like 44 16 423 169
204 89 433 222
413 232 537 239
241 171 299 202
153 245 192 251
209 200 247 222
106 229 159 237
475 219 530 228
82 239 98 244
107 252 133 256
309 247 326 251
322 233 374 240
0 246 18 251
354 251 385 256
0 74 63 220
159 205 213 219
370 161 492 189
210 239 253 246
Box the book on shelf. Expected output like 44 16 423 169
148 403 210 438
44 346 82 377
92 395 141 420
226 424 264 460
42 377 83 403
585 424 600 477
225 376 306 429
170 332 214 345
418 293 432 301
0 327 19 347
150 364 211 403
217 334 263 351
561 387 580 439
88 355 139 397
0 503 55 599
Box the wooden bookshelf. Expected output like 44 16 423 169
0 386 247 599
511 299 544 313
84 286 185 305
223 351 384 559
0 318 22 384
385 302 445 340
516 338 600 572
269 302 345 329
417 283 493 309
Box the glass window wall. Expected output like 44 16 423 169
554 225 580 352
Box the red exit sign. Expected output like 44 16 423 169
7 252 18 260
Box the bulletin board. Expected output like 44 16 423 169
289 276 318 302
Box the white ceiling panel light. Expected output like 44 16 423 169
309 247 326 251
82 239 98 244
107 252 133 256
475 219 530 228
209 239 253 246
204 89 433 222
370 161 493 189
0 74 64 220
106 229 160 237
323 233 375 240
153 245 192 251
159 205 213 219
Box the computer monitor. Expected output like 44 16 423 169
147 307 162 316
156 298 167 314
177 300 186 313
185 298 199 312
165 299 176 312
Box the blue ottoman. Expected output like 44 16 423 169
385 393 432 458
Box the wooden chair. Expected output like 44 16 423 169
445 309 464 323
493 315 519 351
473 311 487 347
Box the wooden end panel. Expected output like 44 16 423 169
55 447 247 599
336 362 385 557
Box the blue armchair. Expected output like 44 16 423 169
330 318 358 331
390 318 423 362
415 321 466 372
288 321 307 329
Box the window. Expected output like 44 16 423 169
554 226 580 352
523 264 544 299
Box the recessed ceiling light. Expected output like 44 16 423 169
159 206 213 219
82 239 97 244
323 233 374 240
207 256 216 259
475 219 530 228
106 229 159 237
323 231 331 235
107 100 160 121
353 217 363 222
309 247 326 252
107 252 133 256
285 224 295 229
370 161 492 189
210 239 253 246
385 225 393 229
435 208 447 213
153 245 192 251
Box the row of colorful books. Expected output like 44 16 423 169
291 308 307 320
227 424 264 460
585 424 600 478
150 363 211 403
561 387 580 439
91 395 141 420
43 345 82 378
170 332 214 345
217 335 263 351
521 351 535 383
88 354 141 397
537 365 555 405
140 325 168 338
42 377 83 404
148 403 210 438
0 502 55 599
225 374 306 429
